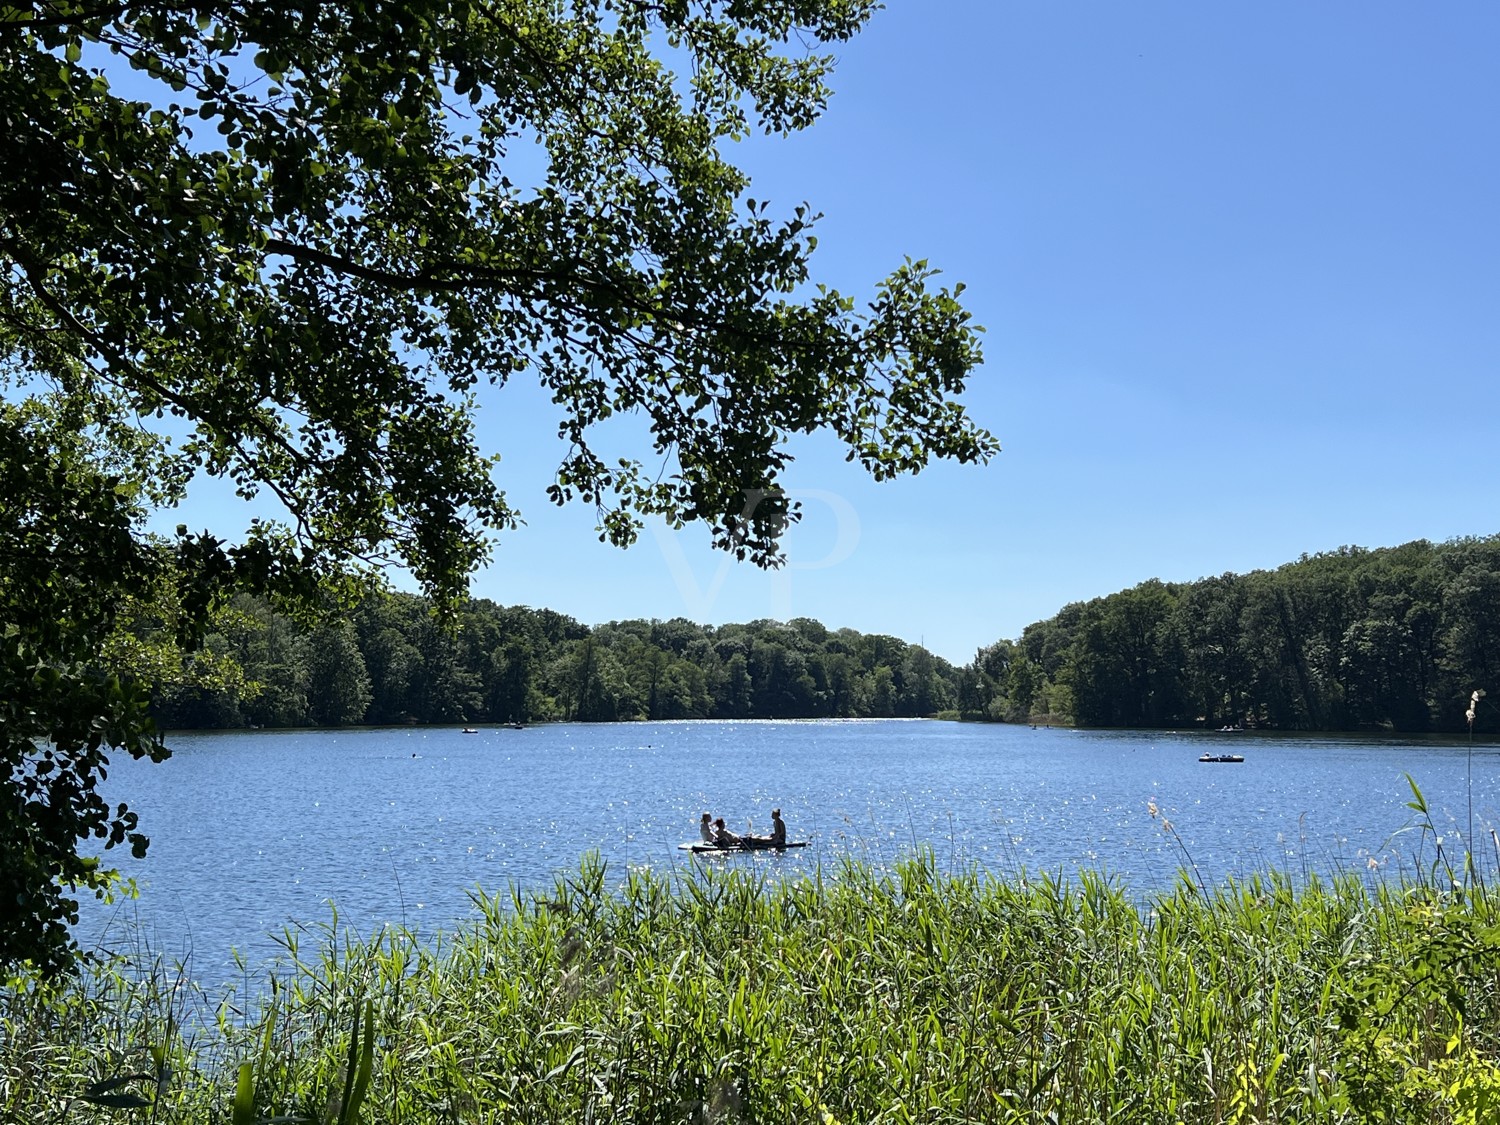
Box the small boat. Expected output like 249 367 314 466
462 728 479 734
1216 725 1244 732
678 840 809 854
1199 753 1244 763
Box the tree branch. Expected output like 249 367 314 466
2 233 319 525
0 1 134 31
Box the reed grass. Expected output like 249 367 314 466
6 842 1500 1123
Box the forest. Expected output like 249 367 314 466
988 534 1500 733
152 597 964 729
152 534 1500 734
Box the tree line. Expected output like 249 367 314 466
960 536 1500 733
152 595 963 729
154 535 1500 734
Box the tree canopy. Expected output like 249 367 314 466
0 0 995 973
3 0 994 581
963 537 1500 734
153 592 960 728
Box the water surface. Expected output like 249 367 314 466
79 720 1500 983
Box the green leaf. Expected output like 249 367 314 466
232 1061 255 1125
1405 773 1428 815
346 1001 376 1123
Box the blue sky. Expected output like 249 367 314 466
169 3 1500 663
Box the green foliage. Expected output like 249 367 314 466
7 855 1500 1122
2 0 993 585
1334 895 1500 1123
1 0 996 975
0 401 344 976
968 536 1500 731
0 408 229 975
153 591 960 727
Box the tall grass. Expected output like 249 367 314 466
6 842 1500 1122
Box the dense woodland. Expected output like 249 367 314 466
153 599 965 729
997 535 1500 733
154 535 1500 734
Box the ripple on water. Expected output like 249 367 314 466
76 721 1500 988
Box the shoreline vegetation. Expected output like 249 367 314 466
7 830 1500 1123
152 534 1500 737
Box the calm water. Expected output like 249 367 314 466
78 720 1500 984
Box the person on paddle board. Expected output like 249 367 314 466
746 808 787 847
769 808 786 847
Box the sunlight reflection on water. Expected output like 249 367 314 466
77 720 1500 987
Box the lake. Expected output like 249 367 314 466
78 720 1500 986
